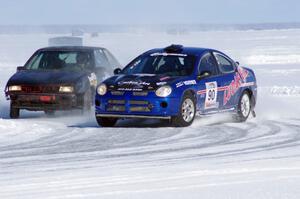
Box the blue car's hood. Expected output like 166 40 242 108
7 70 87 86
103 74 184 91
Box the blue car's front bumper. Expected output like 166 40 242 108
95 91 181 119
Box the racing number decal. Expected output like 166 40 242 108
208 89 216 101
205 81 219 109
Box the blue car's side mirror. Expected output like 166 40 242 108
114 68 122 75
197 71 211 80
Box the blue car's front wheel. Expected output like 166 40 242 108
171 92 196 127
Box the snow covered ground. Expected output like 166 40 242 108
1 29 300 199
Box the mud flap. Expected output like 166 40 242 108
251 110 256 118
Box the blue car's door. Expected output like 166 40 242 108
196 52 224 114
212 52 237 110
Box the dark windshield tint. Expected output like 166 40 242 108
25 51 93 71
122 54 196 76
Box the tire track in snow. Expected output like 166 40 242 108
1 117 300 169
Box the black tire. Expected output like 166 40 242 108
235 91 251 122
171 92 196 127
10 102 20 119
44 110 55 116
96 117 118 127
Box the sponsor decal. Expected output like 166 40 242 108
205 81 219 109
184 80 197 85
156 82 167 86
118 81 150 86
129 59 141 69
197 68 254 106
88 73 97 87
176 82 184 88
223 68 249 105
176 80 196 88
117 88 143 91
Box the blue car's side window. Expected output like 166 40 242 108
198 53 219 76
214 53 235 74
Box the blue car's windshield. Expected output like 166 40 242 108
25 51 93 71
122 54 196 76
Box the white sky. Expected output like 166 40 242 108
0 0 299 25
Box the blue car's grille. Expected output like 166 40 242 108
111 91 124 96
129 106 151 112
132 91 148 96
108 100 125 104
129 100 148 105
107 105 126 112
106 99 153 113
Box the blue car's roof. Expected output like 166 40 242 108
144 46 217 56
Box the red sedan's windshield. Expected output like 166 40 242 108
25 51 93 71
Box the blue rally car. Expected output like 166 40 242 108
95 45 257 127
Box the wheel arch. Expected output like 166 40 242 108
175 88 197 115
171 88 197 127
182 89 197 102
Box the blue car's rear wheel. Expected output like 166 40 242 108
235 91 251 122
171 92 196 127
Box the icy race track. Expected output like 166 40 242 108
1 30 300 199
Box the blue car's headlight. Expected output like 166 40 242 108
155 86 172 97
97 83 107 96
